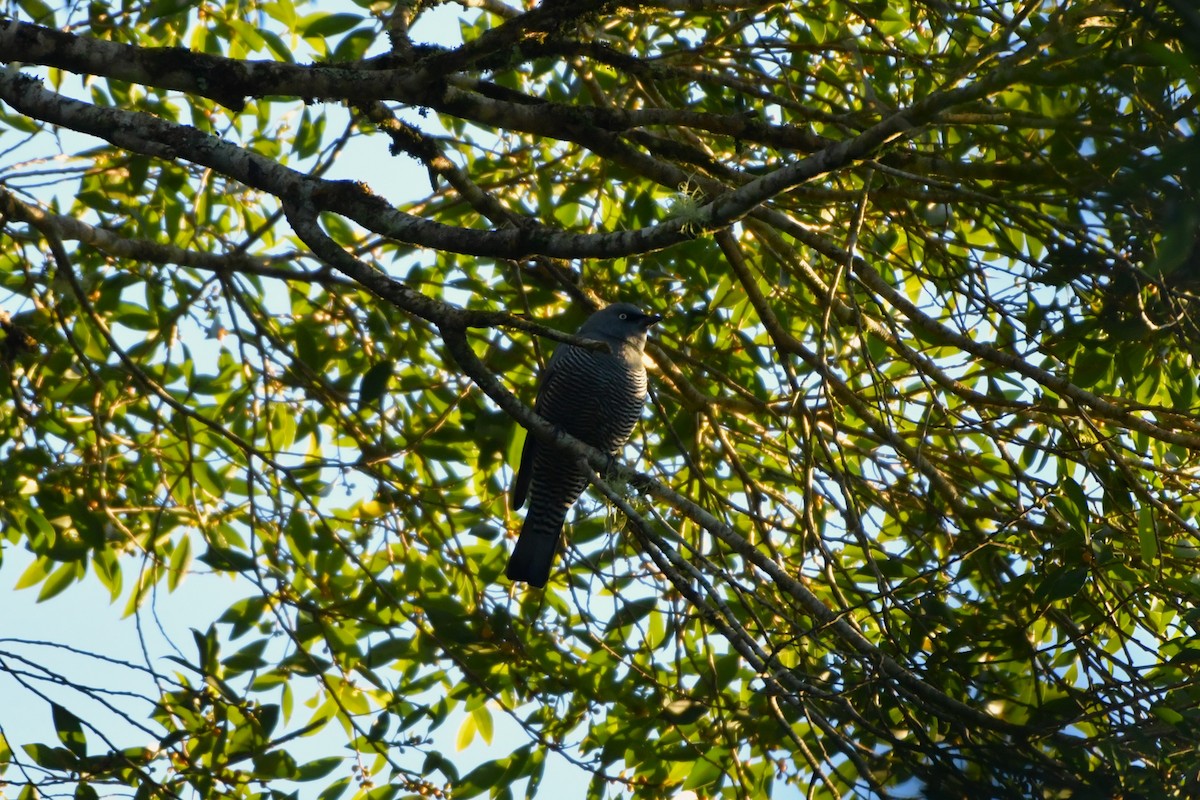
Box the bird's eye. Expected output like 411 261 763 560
619 313 628 320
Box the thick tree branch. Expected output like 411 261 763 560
1 18 1092 265
0 186 342 284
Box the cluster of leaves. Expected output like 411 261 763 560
2 0 1200 798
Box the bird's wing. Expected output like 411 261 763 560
512 347 567 510
512 429 538 510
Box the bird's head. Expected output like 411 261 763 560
579 303 663 347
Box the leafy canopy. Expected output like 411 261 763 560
1 0 1200 798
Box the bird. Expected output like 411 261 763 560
506 303 662 587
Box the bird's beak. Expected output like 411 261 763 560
642 313 663 329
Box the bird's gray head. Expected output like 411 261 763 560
578 303 663 348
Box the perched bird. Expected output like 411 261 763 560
506 303 662 587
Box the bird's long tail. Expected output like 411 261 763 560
505 519 564 588
506 467 588 587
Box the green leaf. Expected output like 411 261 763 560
471 705 493 746
17 0 55 24
298 12 363 38
606 597 656 632
1072 348 1110 388
363 637 411 669
261 29 295 63
1151 705 1184 726
456 759 506 800
198 545 258 573
1138 506 1159 565
51 704 87 759
1035 566 1088 603
21 743 79 771
14 556 51 591
316 776 353 800
167 536 192 592
661 698 707 725
455 712 477 751
219 595 269 640
37 562 79 603
270 401 298 451
251 749 298 779
227 19 266 52
297 756 342 781
224 639 270 674
359 361 393 410
331 29 375 62
682 755 724 790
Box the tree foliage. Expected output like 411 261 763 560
1 0 1200 797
